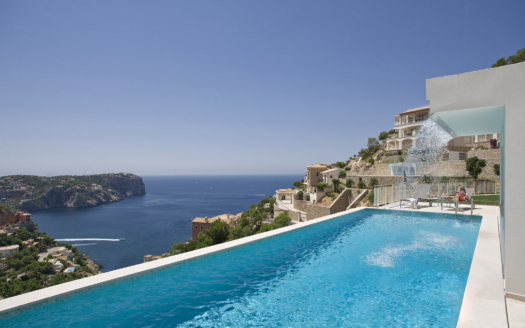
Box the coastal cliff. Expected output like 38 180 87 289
0 173 146 212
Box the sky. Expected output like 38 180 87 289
1 1 523 176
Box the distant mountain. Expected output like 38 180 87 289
0 173 146 212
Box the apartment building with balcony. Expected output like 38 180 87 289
303 164 329 193
386 106 430 151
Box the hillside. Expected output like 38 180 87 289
0 173 146 212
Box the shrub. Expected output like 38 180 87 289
315 183 328 192
422 174 434 184
474 145 488 150
357 181 366 189
332 179 342 193
490 139 499 148
493 164 500 176
345 179 354 188
466 156 487 179
273 212 291 228
345 167 351 171
398 156 404 163
339 171 346 178
378 131 389 141
368 158 375 164
335 162 346 169
369 178 379 188
440 176 450 182
367 191 375 204
297 191 303 200
207 219 230 244
388 129 397 135
326 193 335 198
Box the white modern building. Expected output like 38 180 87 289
426 62 525 302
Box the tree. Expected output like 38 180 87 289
357 181 366 189
195 232 214 249
378 131 389 141
335 162 346 169
293 181 304 190
273 212 291 228
492 48 525 67
297 190 303 200
367 191 375 204
368 158 375 164
332 179 342 193
492 58 507 68
315 183 328 192
339 171 346 178
466 156 487 179
388 129 397 135
207 219 230 244
493 164 500 176
345 179 354 188
369 178 379 188
367 137 378 149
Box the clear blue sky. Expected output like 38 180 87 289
1 1 523 176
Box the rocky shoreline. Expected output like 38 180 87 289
0 173 146 212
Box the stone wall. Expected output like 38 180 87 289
293 199 310 212
347 175 403 187
274 207 301 222
428 160 499 181
351 163 391 176
347 189 369 209
468 149 500 160
329 188 349 214
381 155 407 163
306 204 330 221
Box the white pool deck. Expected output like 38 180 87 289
0 205 521 327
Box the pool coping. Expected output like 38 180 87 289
0 206 506 327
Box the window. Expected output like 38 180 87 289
195 226 198 229
330 175 333 178
316 172 319 176
200 226 203 230
459 153 466 160
409 117 414 123
205 227 208 230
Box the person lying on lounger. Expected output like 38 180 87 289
453 187 468 202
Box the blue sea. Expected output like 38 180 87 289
31 175 302 272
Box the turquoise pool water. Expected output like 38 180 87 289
1 209 481 327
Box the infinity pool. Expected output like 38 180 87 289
1 209 481 327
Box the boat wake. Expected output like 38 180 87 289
71 243 97 246
56 238 121 242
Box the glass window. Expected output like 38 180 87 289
195 226 198 229
200 226 203 230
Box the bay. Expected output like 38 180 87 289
31 175 302 272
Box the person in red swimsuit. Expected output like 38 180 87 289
453 187 468 202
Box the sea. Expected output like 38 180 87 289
31 175 302 272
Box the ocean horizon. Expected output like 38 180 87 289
31 175 302 272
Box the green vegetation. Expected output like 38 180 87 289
493 164 500 176
297 190 303 200
422 174 434 184
368 158 375 164
335 162 346 169
357 181 366 189
170 196 289 255
440 176 451 182
345 179 354 188
315 183 328 192
466 156 487 179
474 145 488 150
332 179 342 193
326 193 335 199
473 194 500 206
0 228 96 299
492 48 525 68
339 171 346 178
293 180 305 190
367 191 375 204
368 178 379 188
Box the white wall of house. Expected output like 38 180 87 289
427 62 525 299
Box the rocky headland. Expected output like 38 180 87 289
0 173 146 212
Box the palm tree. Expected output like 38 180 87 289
332 179 342 193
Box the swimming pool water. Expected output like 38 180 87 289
1 209 481 327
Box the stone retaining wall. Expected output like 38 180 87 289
273 207 301 222
468 149 500 160
329 188 349 214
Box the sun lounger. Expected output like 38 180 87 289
455 188 475 215
400 184 431 209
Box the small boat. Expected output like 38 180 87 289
119 238 125 241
